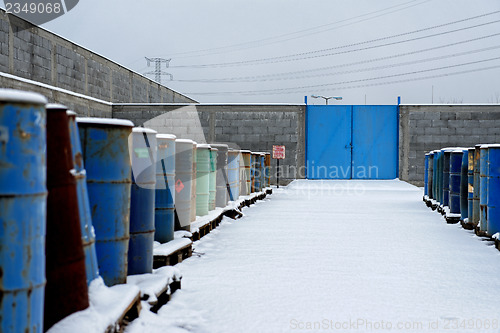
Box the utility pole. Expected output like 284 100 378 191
144 57 173 84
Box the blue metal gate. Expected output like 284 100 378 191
306 105 398 179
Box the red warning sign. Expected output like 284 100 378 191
273 145 285 159
175 179 184 193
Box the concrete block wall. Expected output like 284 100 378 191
399 104 500 186
113 104 305 185
0 9 196 117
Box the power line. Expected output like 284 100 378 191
170 12 500 68
183 56 500 96
144 57 173 84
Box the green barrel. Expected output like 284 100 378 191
155 134 176 243
196 144 211 216
209 147 218 210
174 139 194 231
190 142 197 222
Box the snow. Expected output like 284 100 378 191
127 267 182 305
46 103 67 110
196 144 212 149
175 138 195 144
132 127 157 134
66 110 77 116
76 117 134 127
0 88 47 104
157 134 177 140
126 180 500 333
154 238 192 257
47 277 140 333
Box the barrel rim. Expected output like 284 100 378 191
210 143 229 150
46 103 67 110
66 110 77 117
0 88 47 104
175 138 195 144
77 117 134 127
210 147 219 151
239 149 251 153
132 127 157 134
156 134 177 140
197 144 212 149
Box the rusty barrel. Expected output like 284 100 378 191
467 148 474 222
0 90 47 333
250 152 257 193
240 150 251 196
190 142 197 222
45 104 89 331
78 117 134 286
196 144 211 216
479 145 489 232
227 149 240 201
460 149 469 221
174 139 194 231
155 134 176 243
487 145 500 235
67 111 99 285
209 147 218 210
128 127 157 275
265 152 271 187
211 144 229 207
472 145 481 226
238 150 247 196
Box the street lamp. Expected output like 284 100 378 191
311 95 342 105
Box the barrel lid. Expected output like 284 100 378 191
240 149 251 153
480 144 496 148
156 134 177 140
197 144 212 149
175 138 195 144
229 149 240 153
211 144 229 150
77 117 134 127
133 127 157 134
484 144 500 148
66 110 77 117
210 147 218 151
46 103 67 110
0 89 47 105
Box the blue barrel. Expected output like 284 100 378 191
460 149 469 221
175 139 194 230
472 145 481 226
0 90 47 333
128 127 157 275
428 152 434 201
228 149 240 201
487 145 500 235
424 153 429 199
467 148 474 223
67 111 99 285
479 145 489 232
259 153 266 190
155 134 176 243
78 117 134 286
442 149 452 209
448 150 463 221
253 152 262 192
250 153 256 193
434 150 443 206
212 144 229 207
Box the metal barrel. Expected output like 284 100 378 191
442 149 451 208
209 147 218 210
211 144 229 208
265 152 271 187
228 149 240 201
0 90 47 333
438 150 444 205
154 134 176 243
196 144 211 216
239 150 246 196
78 117 134 286
241 150 252 195
174 139 194 231
449 150 463 215
487 145 500 235
45 104 89 331
424 153 429 199
128 127 157 275
432 151 439 204
467 148 474 222
460 149 469 221
253 152 262 192
67 111 99 285
190 142 197 222
250 153 256 193
479 145 489 232
428 152 434 200
472 145 481 226
259 153 266 190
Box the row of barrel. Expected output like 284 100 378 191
423 145 500 237
0 89 272 333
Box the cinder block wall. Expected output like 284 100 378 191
112 104 305 185
0 9 196 117
399 104 500 186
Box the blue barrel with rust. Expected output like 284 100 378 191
472 145 481 227
424 153 429 200
460 149 469 221
442 149 452 210
260 153 266 190
155 134 176 243
67 111 99 285
175 139 194 230
487 145 500 235
250 153 256 193
479 145 489 233
467 148 474 223
0 90 47 333
447 150 463 223
196 144 211 216
128 127 157 275
212 144 229 208
427 152 434 201
228 149 240 201
78 117 134 286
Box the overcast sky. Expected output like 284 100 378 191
39 0 500 105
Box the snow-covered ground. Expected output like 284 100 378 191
127 180 500 333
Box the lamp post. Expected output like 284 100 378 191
311 95 342 105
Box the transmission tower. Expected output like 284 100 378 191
144 57 173 84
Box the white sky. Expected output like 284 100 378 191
40 0 500 104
